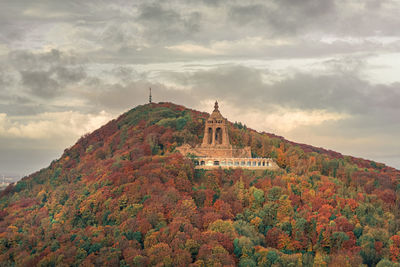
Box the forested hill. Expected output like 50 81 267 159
1 102 400 266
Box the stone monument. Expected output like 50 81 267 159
176 101 279 170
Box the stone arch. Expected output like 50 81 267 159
215 127 222 144
208 127 213 144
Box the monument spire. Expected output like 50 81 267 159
214 100 219 112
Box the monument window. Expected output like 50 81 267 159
266 162 269 166
228 161 233 166
262 162 265 166
194 161 199 165
214 161 220 166
241 161 245 166
215 127 223 144
208 128 213 144
258 162 261 166
235 161 239 166
252 161 257 166
201 161 205 165
247 161 251 166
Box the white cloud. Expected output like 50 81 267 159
262 108 350 132
166 37 295 56
198 99 350 133
23 8 72 19
0 44 9 56
365 53 400 84
166 44 218 55
0 111 112 141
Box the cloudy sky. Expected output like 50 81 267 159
1 0 400 178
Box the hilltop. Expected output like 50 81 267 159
1 102 400 266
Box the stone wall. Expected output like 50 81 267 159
194 157 279 170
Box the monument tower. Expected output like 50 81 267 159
176 101 279 169
201 101 231 148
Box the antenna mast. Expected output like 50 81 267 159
149 87 152 103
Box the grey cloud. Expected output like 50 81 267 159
86 45 207 64
0 22 25 44
137 3 201 44
199 0 224 6
0 1 126 49
1 0 398 65
80 77 193 112
0 67 41 115
176 65 264 102
109 66 141 84
5 49 88 99
0 1 113 25
229 4 267 27
279 0 335 13
20 70 60 98
79 78 149 111
89 33 400 66
228 0 336 35
0 67 13 88
226 0 400 37
0 102 45 117
8 49 84 70
281 76 400 116
18 66 86 99
334 0 400 36
322 57 367 74
1 0 400 63
0 50 89 115
98 22 139 48
52 66 86 84
271 74 369 113
167 64 400 117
